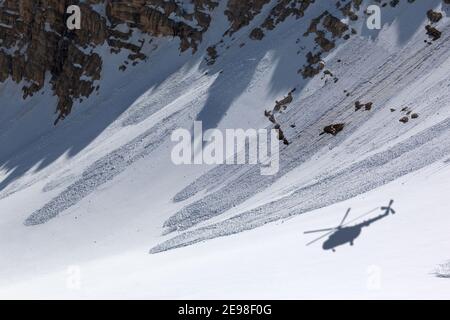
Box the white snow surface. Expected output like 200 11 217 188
0 0 449 299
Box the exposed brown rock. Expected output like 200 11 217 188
225 0 270 35
427 10 443 23
274 92 294 112
425 25 442 41
355 101 373 111
0 0 218 123
322 14 349 38
399 116 409 124
322 123 345 136
206 46 218 65
274 124 290 145
260 0 314 31
249 28 265 40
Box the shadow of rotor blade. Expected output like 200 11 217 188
306 230 335 246
304 228 335 234
339 208 351 226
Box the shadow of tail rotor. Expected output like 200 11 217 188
381 200 396 215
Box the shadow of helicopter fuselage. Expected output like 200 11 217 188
322 212 390 252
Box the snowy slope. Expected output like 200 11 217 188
1 163 450 299
0 0 449 299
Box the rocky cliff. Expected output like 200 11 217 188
0 0 217 123
0 0 447 124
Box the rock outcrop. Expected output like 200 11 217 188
0 0 217 123
1 0 447 124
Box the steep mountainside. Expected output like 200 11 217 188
0 0 389 123
0 0 217 123
0 0 449 298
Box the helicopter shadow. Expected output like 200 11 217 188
305 200 396 252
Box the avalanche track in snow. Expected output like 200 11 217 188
1 0 450 299
150 24 450 252
14 5 450 252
